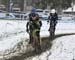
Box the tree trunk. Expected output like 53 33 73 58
19 0 24 11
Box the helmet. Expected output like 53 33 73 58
31 7 36 13
51 9 56 13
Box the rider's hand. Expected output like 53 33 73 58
47 20 49 24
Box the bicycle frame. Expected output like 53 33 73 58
31 30 41 52
49 21 55 38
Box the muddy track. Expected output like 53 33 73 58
6 33 75 60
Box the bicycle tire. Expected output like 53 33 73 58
31 31 41 53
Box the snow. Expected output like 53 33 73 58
26 31 75 60
25 18 75 60
48 35 75 60
63 5 75 12
0 17 75 59
0 20 28 52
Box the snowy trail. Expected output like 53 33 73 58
0 19 75 59
5 33 75 60
0 20 28 52
47 35 75 60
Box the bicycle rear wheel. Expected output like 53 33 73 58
50 21 55 38
32 31 41 53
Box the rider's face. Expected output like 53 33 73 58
52 13 55 15
32 16 37 21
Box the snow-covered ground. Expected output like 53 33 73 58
26 35 75 60
0 20 27 52
0 17 75 59
25 19 75 60
0 20 48 52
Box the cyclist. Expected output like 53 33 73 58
48 9 58 37
26 8 42 50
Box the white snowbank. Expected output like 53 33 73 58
48 35 75 60
63 5 75 12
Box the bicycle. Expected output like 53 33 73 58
49 21 56 38
31 29 41 52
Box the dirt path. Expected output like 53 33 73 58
5 33 75 60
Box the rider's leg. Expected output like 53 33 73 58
36 31 41 50
54 22 57 35
50 21 55 38
50 22 52 36
29 32 33 44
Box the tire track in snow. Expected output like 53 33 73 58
5 33 75 60
0 31 25 41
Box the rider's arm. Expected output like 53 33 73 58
55 13 58 21
47 16 50 23
26 22 29 32
39 21 42 27
36 14 39 20
55 13 58 24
